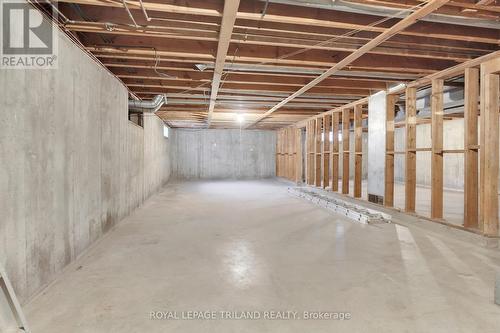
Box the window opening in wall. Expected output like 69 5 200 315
163 124 169 138
129 113 143 127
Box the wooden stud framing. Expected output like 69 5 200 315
385 94 398 207
310 120 315 185
276 127 303 183
284 128 288 178
307 120 314 185
315 118 323 187
298 52 500 129
331 113 340 192
431 79 444 219
296 128 303 183
342 108 350 194
354 104 363 198
295 52 500 234
304 125 308 183
304 124 308 183
277 129 282 177
283 129 288 179
464 68 479 229
479 63 499 236
207 0 240 126
322 114 331 189
289 128 293 178
405 87 417 212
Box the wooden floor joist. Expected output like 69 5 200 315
246 0 452 128
206 0 240 127
42 0 500 129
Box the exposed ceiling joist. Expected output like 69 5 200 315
63 21 486 62
45 0 499 128
296 50 500 127
245 0 452 128
56 0 500 44
207 0 240 127
476 0 496 5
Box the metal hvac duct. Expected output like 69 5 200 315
391 86 466 122
262 0 500 30
128 94 167 113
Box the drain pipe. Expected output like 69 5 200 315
128 94 167 113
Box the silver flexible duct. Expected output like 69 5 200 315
128 94 167 113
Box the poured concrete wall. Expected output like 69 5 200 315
394 117 500 190
0 27 170 303
171 129 275 179
367 91 387 197
394 118 464 190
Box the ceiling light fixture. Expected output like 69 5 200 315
236 114 245 124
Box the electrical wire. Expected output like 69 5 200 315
121 0 139 27
26 0 141 100
153 49 178 79
38 0 429 114
254 1 427 66
138 0 152 21
261 0 270 19
178 1 427 96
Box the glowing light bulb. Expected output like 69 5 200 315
236 114 245 124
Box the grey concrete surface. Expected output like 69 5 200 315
496 274 500 306
0 27 170 303
393 118 490 191
25 180 500 333
368 91 387 197
171 129 275 179
326 179 500 227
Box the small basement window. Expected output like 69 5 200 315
129 113 143 127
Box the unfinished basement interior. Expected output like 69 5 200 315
1 0 500 332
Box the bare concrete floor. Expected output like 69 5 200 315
333 179 493 227
26 180 500 332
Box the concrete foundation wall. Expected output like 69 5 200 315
0 28 170 303
394 117 500 190
394 119 464 189
171 129 275 179
394 118 464 189
367 91 387 197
